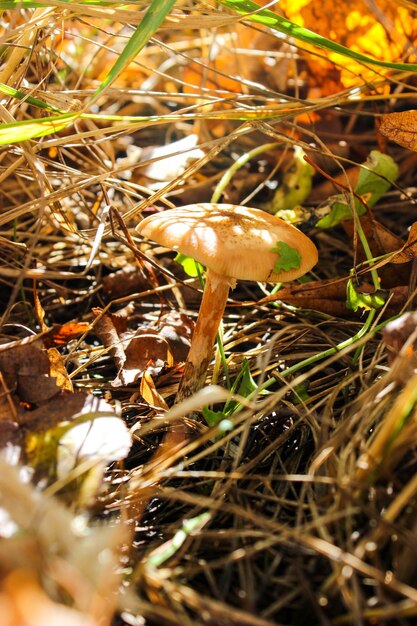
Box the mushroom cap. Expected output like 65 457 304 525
137 204 318 282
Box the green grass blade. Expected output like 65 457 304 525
0 113 77 144
218 0 417 72
91 0 177 101
0 82 63 112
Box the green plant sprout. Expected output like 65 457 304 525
316 151 399 229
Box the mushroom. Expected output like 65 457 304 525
137 203 318 402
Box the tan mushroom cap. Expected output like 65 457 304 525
137 204 318 282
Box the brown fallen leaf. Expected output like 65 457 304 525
0 339 60 405
102 265 150 300
379 110 417 152
343 216 405 259
342 216 411 287
93 308 193 387
120 331 173 386
391 222 417 263
260 279 415 319
18 392 107 428
43 322 91 348
92 309 126 378
158 310 194 362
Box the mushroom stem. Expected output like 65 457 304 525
176 268 231 403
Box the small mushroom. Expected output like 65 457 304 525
137 203 318 402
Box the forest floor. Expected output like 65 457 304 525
2 2 417 625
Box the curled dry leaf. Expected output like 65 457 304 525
342 216 411 287
343 216 404 258
140 371 169 410
47 348 73 393
391 222 417 263
93 308 194 388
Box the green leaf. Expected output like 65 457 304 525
202 406 227 427
271 241 302 273
355 150 399 202
316 151 399 229
346 279 386 312
92 0 177 100
268 146 314 214
218 0 417 73
291 383 310 404
223 357 259 415
174 253 203 278
0 113 77 145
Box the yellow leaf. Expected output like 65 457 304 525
140 371 169 410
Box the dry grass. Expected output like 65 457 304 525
1 2 417 625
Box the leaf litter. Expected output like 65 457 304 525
2 2 417 625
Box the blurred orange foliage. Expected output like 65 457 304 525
279 0 417 92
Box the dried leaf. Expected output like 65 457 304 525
391 222 417 263
47 348 73 393
343 216 404 259
342 217 411 288
44 322 91 347
380 110 417 151
158 310 194 362
92 309 127 376
117 331 173 386
94 308 193 387
270 278 415 318
19 392 100 428
102 265 149 300
0 339 60 405
140 371 169 409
